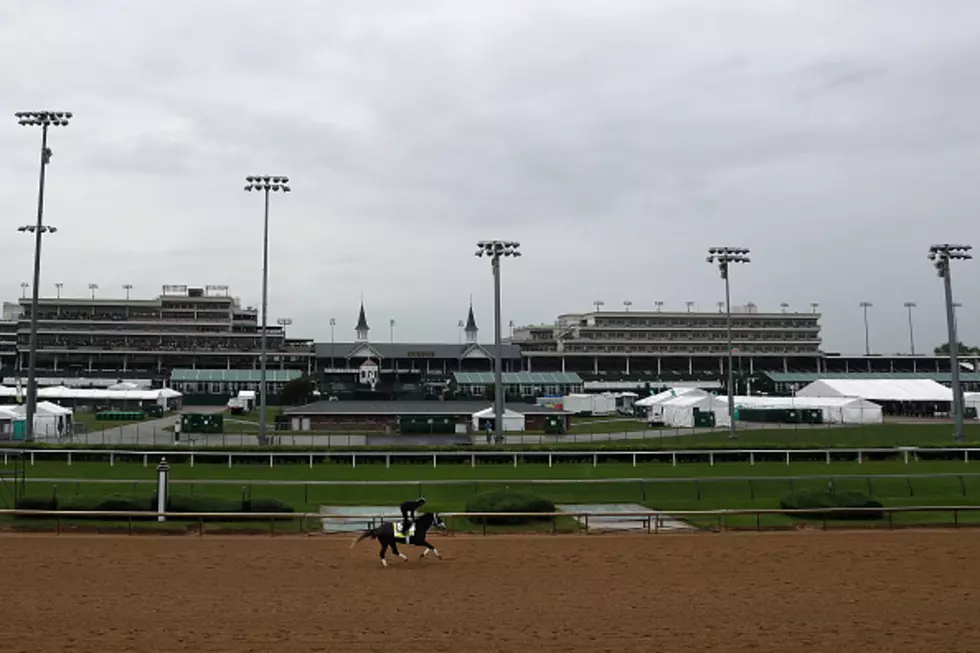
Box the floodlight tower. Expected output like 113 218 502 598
904 302 917 355
706 246 751 440
244 175 291 445
623 300 632 312
929 244 973 441
123 284 133 300
654 301 664 312
89 283 99 300
859 302 873 355
15 110 72 442
55 283 63 299
593 300 604 312
475 240 521 445
20 283 28 299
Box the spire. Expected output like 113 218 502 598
464 297 478 343
355 299 370 342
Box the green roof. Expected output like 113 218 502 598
171 369 303 383
764 372 980 383
453 372 583 385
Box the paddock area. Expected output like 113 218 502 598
1 531 978 652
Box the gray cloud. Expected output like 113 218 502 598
1 0 978 353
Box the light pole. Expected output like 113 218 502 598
475 240 521 445
89 283 98 300
780 302 789 313
929 244 972 441
329 317 336 369
810 302 819 314
244 175 291 445
686 301 695 313
123 284 133 300
904 302 917 355
55 283 63 299
457 319 464 345
389 318 396 344
623 300 632 312
654 301 664 312
859 302 873 355
15 110 71 443
20 283 28 299
509 320 515 339
706 246 750 440
594 300 604 312
277 317 292 334
716 301 724 313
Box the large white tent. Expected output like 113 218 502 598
0 386 182 409
796 379 952 403
660 393 731 428
966 393 980 419
635 387 703 408
471 407 526 432
730 395 883 425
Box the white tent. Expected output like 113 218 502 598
966 393 980 419
796 379 953 402
0 401 73 440
471 407 526 432
660 393 731 428
635 387 703 408
730 395 883 425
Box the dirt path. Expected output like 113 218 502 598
2 531 978 652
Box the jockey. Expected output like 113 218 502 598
399 497 426 537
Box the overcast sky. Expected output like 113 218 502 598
2 0 978 354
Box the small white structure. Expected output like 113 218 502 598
0 401 73 440
660 393 731 428
965 392 980 419
635 387 702 408
730 395 883 425
796 379 952 403
471 407 525 432
561 393 616 416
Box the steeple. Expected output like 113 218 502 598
464 297 478 344
355 299 370 342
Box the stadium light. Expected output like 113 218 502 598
329 317 336 369
54 283 63 299
706 246 751 441
245 175 292 445
859 302 873 355
623 300 632 312
475 240 521 445
928 243 973 441
20 283 28 299
593 300 604 312
780 302 790 313
89 283 99 300
389 318 396 344
123 283 133 300
685 301 695 313
810 302 819 314
904 302 917 356
654 301 664 312
15 111 72 442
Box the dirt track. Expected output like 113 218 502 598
2 531 978 652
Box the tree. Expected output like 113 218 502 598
934 342 980 356
280 375 315 406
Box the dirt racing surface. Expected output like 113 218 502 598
2 530 978 652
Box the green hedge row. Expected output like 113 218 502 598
465 490 555 525
14 494 295 521
779 489 884 520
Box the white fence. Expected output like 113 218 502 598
3 505 980 535
3 446 979 469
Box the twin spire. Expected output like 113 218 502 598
354 296 477 343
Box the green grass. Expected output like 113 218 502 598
72 411 175 432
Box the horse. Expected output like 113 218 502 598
350 511 447 567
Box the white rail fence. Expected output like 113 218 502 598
3 447 979 468
3 505 980 535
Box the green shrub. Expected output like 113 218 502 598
243 498 295 513
465 490 555 525
15 496 58 512
780 489 884 520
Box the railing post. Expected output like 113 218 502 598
786 451 790 466
593 453 597 468
432 454 437 469
352 454 356 469
269 454 274 469
672 452 677 467
513 454 517 468
67 452 72 466
632 453 636 468
548 454 552 468
388 455 392 469
110 452 114 467
826 451 830 465
709 452 714 466
750 452 754 466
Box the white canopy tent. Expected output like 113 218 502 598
965 392 980 419
730 395 883 425
0 401 73 440
660 393 731 428
796 379 953 403
0 385 183 410
471 407 526 432
635 387 703 408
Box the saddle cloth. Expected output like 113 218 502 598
393 523 416 540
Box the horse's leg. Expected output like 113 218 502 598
420 540 442 559
391 541 407 561
380 541 389 567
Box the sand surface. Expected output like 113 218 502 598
2 531 978 652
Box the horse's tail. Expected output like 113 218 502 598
350 528 377 549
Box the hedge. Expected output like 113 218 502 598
14 494 295 521
465 490 555 525
779 489 884 520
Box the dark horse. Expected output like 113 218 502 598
351 512 446 567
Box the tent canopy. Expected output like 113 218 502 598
728 395 883 424
635 387 703 407
796 379 952 402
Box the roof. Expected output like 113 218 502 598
796 379 953 402
355 302 369 332
731 396 881 409
313 342 522 360
464 303 478 332
284 400 566 416
170 369 303 383
453 372 583 385
765 372 980 383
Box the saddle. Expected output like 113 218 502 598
394 522 416 541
